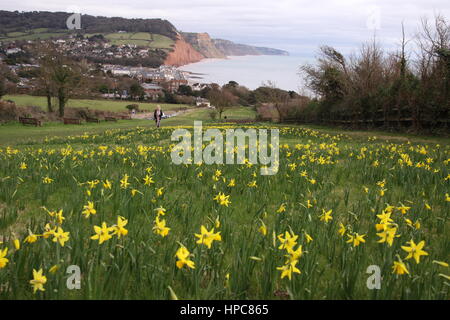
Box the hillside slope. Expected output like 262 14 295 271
0 10 178 39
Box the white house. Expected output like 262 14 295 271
6 48 22 55
196 98 212 108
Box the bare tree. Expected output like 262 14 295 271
207 87 237 120
34 43 56 112
414 14 450 129
0 76 5 100
52 56 82 117
34 43 83 116
260 81 290 121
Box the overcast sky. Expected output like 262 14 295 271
1 0 449 56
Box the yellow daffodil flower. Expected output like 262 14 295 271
91 222 114 244
30 269 47 293
258 221 267 236
213 192 231 207
276 203 286 213
346 232 366 247
304 231 313 243
392 258 409 275
113 216 128 238
278 231 298 251
377 226 398 246
103 180 112 189
338 223 346 236
82 201 96 218
24 231 40 244
154 206 166 216
194 225 222 249
397 205 411 215
401 239 428 264
0 248 9 268
153 217 170 237
277 260 301 280
120 174 130 189
52 227 70 247
320 209 333 223
143 175 155 185
175 246 195 269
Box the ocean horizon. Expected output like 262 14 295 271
181 54 313 92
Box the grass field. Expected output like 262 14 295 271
0 102 448 299
0 104 256 145
4 95 191 113
0 28 174 49
0 122 448 299
99 32 174 49
0 29 68 41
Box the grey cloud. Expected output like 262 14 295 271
1 0 449 55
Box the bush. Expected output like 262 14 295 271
0 77 6 100
209 110 218 120
175 95 195 105
126 104 139 112
0 101 19 121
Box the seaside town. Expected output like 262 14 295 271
0 36 212 102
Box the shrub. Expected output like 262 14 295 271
126 104 139 112
0 101 19 121
209 110 218 120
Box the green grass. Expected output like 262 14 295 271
110 39 150 46
3 30 68 41
102 32 174 49
296 124 449 145
149 34 175 49
130 32 152 40
0 124 448 299
6 32 27 37
1 29 174 49
163 106 256 126
4 95 191 113
31 28 50 33
0 120 151 145
0 104 256 145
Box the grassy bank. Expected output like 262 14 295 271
4 95 191 113
0 106 257 145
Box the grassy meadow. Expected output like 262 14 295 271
83 32 175 49
4 95 191 113
0 29 174 49
0 111 448 299
0 29 68 41
0 103 256 145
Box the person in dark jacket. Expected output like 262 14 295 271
154 105 164 128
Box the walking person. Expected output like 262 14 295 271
154 105 164 128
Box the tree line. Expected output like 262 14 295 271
296 15 449 132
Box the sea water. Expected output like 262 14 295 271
182 54 313 92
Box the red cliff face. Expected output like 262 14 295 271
183 32 226 58
164 35 205 67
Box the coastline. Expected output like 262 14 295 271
180 55 303 91
179 53 290 69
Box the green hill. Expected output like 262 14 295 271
0 10 178 40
